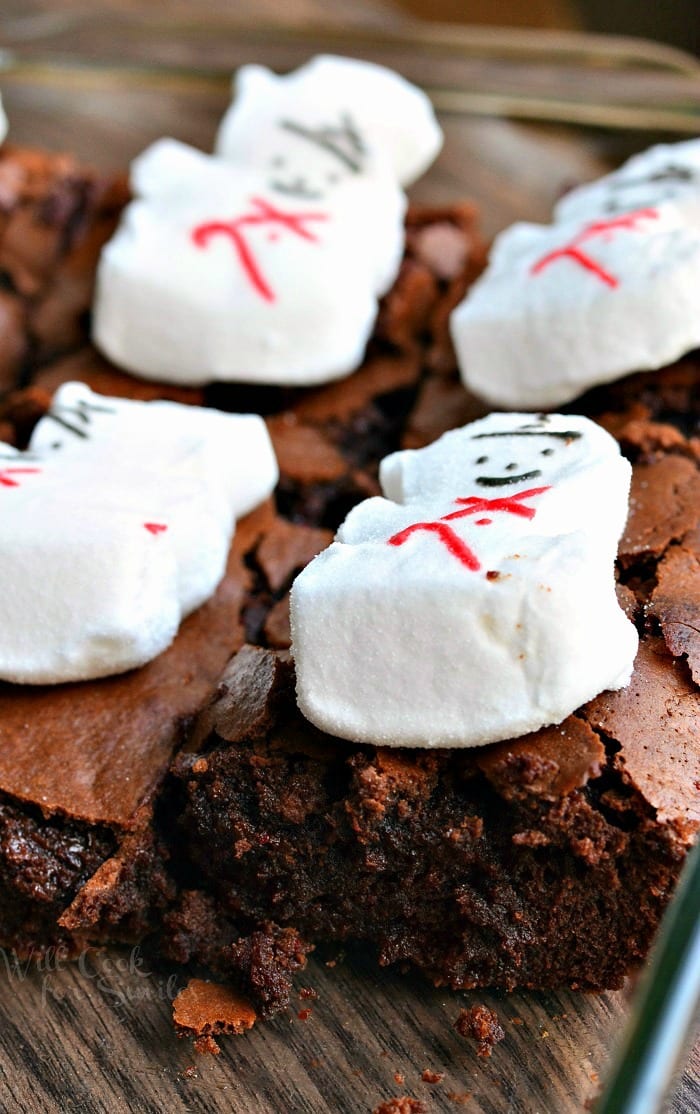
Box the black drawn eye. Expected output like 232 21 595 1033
475 455 488 465
505 462 518 471
541 448 554 456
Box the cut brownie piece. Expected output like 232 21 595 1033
167 424 699 1006
0 499 275 956
169 642 696 997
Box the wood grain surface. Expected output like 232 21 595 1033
0 5 698 1112
0 945 697 1113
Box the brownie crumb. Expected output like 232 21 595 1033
297 1008 312 1021
372 1098 426 1114
446 1094 472 1106
455 1005 505 1057
421 1069 444 1084
173 977 256 1051
194 1035 221 1056
298 986 318 1000
394 1073 405 1085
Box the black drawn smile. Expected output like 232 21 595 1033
476 470 543 487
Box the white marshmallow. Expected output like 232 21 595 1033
0 383 278 683
0 488 180 685
0 94 7 145
93 139 406 386
291 413 638 749
555 139 700 225
94 55 442 388
215 55 443 188
450 202 700 409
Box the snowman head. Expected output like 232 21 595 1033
380 412 605 507
215 54 443 193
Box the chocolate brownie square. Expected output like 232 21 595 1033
164 382 699 1015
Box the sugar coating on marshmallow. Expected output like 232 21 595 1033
450 202 700 409
0 95 7 145
93 57 442 387
291 412 638 749
0 383 277 684
555 139 700 225
215 55 443 188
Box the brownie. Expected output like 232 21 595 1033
163 371 700 1012
1 139 698 1035
0 498 272 956
168 615 697 1005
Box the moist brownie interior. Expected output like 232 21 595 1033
0 143 698 1028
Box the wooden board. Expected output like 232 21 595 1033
0 5 698 1111
0 945 697 1113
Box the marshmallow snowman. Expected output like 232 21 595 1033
215 54 443 189
554 138 700 225
291 412 638 749
450 202 700 409
93 56 442 387
0 383 277 684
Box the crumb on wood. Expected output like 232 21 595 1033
179 1065 198 1079
299 986 318 1000
372 1098 426 1114
394 1073 405 1085
194 1034 220 1056
454 1004 505 1058
298 1008 313 1021
173 977 256 1054
446 1093 472 1106
421 1069 444 1084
